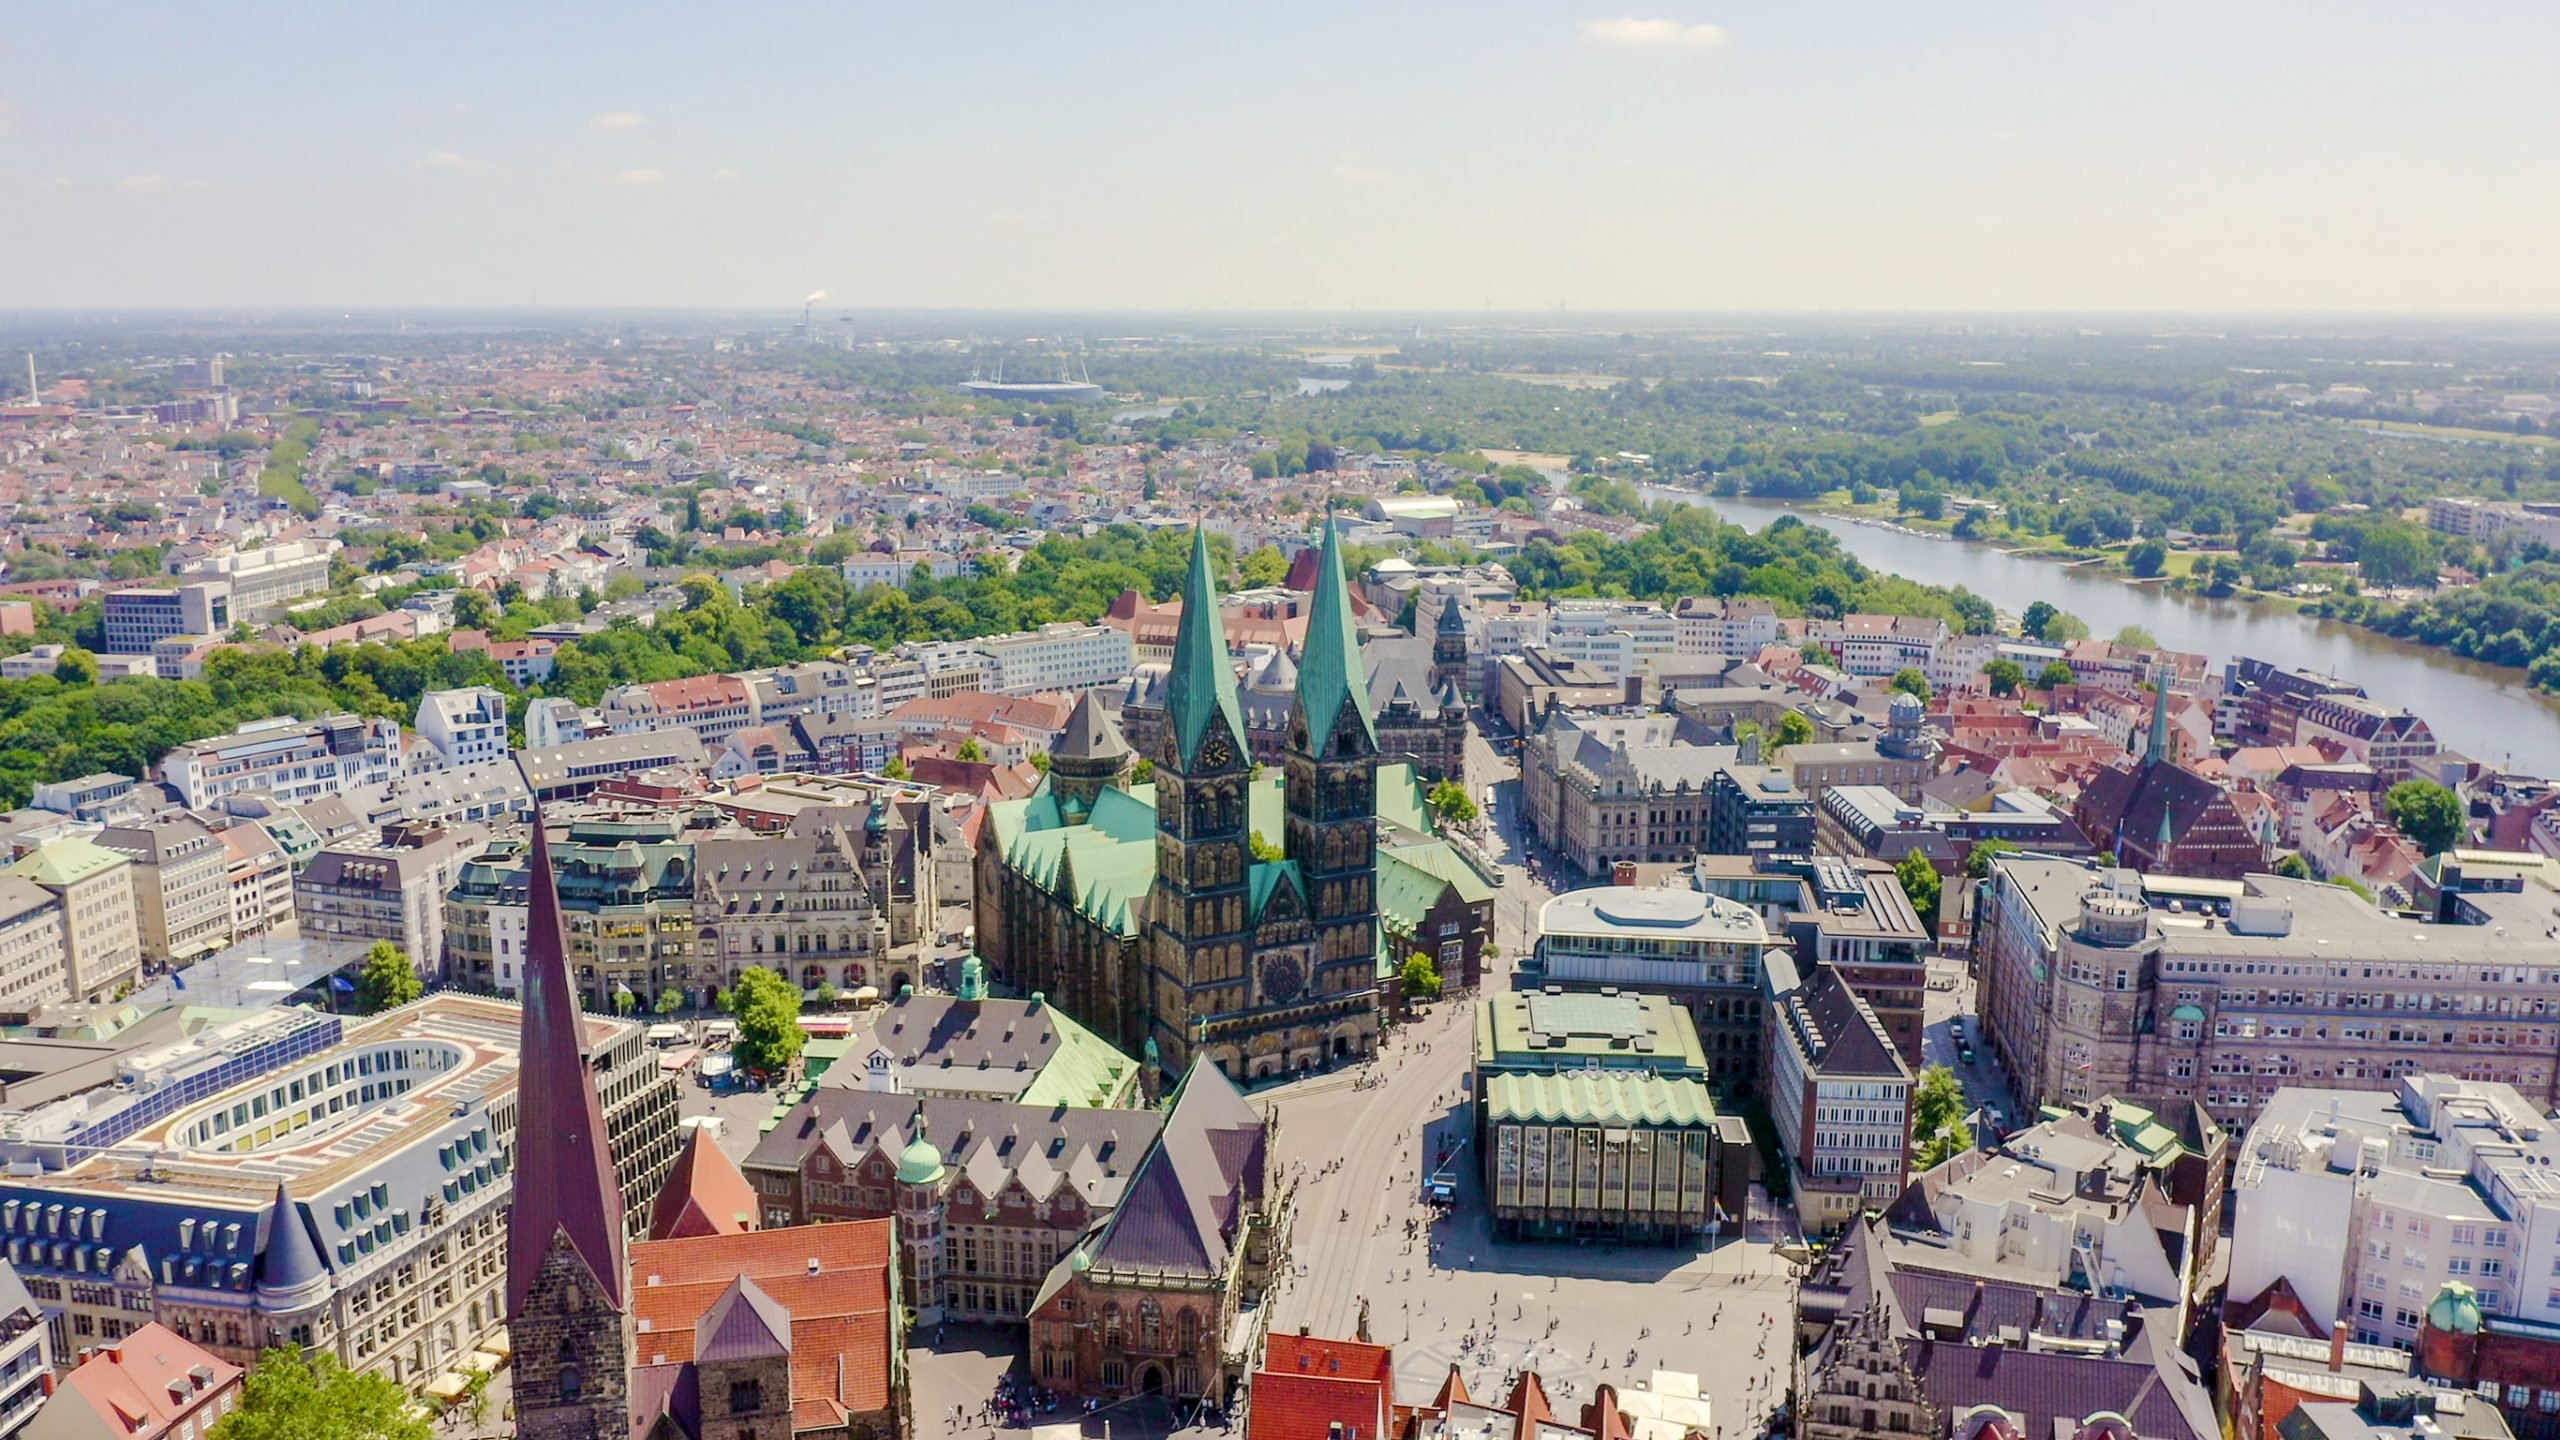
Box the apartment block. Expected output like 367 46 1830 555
293 822 488 968
95 816 233 965
2232 1074 2560 1352
158 714 403 810
100 583 228 656
414 686 510 770
973 621 1135 694
1975 854 2560 1134
3 838 140 1005
0 877 68 1022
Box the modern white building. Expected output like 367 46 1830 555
2233 1074 2559 1351
1547 599 1679 680
973 622 1135 695
1673 596 1782 660
157 714 404 810
179 539 338 619
414 687 511 770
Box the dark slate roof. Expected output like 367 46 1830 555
1365 638 1456 721
629 1362 701 1440
1901 1340 2217 1440
2077 760 2239 857
505 815 630 1315
744 1091 1161 1215
1053 690 1130 763
1088 1060 1265 1279
253 1182 325 1297
695 1275 793 1362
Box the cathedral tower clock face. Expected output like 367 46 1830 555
1260 953 1304 1003
1203 735 1233 768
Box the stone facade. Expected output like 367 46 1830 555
512 1231 637 1440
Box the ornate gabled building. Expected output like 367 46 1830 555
2074 671 2265 880
1026 1060 1283 1405
508 819 639 1440
977 520 1447 1084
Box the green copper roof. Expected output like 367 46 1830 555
1248 859 1304 920
1162 526 1248 770
1295 513 1377 759
1484 1070 1719 1128
7 837 131 889
1378 842 1491 937
897 1131 947 1186
2428 1280 2483 1336
1015 1005 1138 1110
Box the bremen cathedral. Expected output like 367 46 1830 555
978 517 1443 1083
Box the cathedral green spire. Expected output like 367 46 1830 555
1295 511 1377 758
1163 525 1247 768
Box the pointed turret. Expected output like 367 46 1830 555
1162 526 1248 769
506 814 630 1318
2145 662 2173 767
1293 512 1377 758
255 1182 327 1312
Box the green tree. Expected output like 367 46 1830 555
2274 853 2314 880
1239 544 1288 588
729 967 806 1076
654 986 685 1016
1798 640 1831 666
1889 667 1932 703
1983 658 2025 697
1131 757 1155 784
1398 951 1443 1003
451 588 498 631
1965 838 2018 879
2125 540 2168 578
52 646 98 685
882 756 909 780
1772 710 1815 752
1249 831 1284 863
955 738 986 763
2112 625 2158 649
353 940 420 1014
613 985 637 1015
1896 849 1943 928
1909 1063 1972 1170
1427 779 1478 827
2043 611 2090 643
212 1346 432 1440
2036 661 2077 691
2356 522 2437 588
2020 601 2059 640
2384 779 2465 855
1029 750 1052 774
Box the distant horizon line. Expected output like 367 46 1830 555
6 304 2560 324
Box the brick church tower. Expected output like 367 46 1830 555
507 818 635 1440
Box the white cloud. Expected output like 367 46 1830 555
591 111 646 131
117 174 211 195
1334 153 1390 183
711 167 740 183
423 150 489 172
1579 16 1726 48
0 101 18 139
612 167 667 185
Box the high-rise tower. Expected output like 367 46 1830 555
1143 527 1255 1076
1285 514 1381 1017
507 818 634 1440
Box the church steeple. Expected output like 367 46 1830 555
2146 662 2173 767
1162 525 1247 772
508 814 635 1440
1294 512 1377 760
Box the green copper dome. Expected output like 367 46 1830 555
896 1132 946 1186
2427 1281 2483 1335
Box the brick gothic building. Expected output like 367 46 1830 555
1026 1060 1283 1404
2074 674 2264 879
976 521 1391 1083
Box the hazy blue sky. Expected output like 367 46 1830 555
5 2 2555 312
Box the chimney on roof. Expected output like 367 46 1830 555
2330 1319 2350 1373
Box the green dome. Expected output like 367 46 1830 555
2427 1281 2483 1336
896 1134 946 1186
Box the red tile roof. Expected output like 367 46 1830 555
628 1219 897 1417
46 1323 241 1440
649 1124 760 1241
